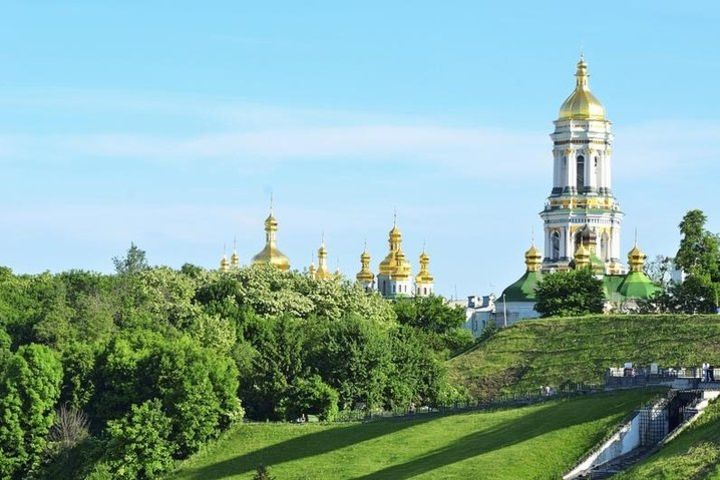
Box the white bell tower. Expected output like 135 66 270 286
540 56 626 274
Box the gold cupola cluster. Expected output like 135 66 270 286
216 205 439 299
356 216 435 298
558 55 606 121
219 201 291 273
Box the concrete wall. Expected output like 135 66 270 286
564 414 641 479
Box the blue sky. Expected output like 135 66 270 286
1 1 719 296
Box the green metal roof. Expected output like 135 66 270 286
501 270 542 302
617 271 662 299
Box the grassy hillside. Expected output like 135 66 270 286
448 314 720 399
169 390 656 480
616 398 720 480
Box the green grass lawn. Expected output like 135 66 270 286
616 397 720 480
168 389 656 480
448 314 720 399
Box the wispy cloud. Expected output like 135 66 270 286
0 92 716 182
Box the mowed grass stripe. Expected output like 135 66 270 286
169 389 656 480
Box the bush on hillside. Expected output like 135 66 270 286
284 375 339 421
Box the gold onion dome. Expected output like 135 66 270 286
415 250 434 284
558 56 606 121
251 211 291 271
628 244 647 272
524 244 542 272
356 247 374 283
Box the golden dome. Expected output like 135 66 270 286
378 252 396 275
251 211 290 272
219 254 230 273
558 56 606 121
415 250 434 284
628 244 646 273
524 244 542 272
356 247 374 283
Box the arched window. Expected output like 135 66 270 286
576 155 585 191
552 231 560 260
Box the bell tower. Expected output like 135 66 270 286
540 56 626 274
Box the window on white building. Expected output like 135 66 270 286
576 155 585 190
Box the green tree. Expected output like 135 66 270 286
393 296 473 356
534 269 605 317
306 314 393 412
675 210 720 280
240 315 308 420
673 274 718 314
386 325 445 408
113 243 150 275
393 296 464 333
104 399 173 480
0 344 63 479
141 336 241 457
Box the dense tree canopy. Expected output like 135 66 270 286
534 269 605 318
0 253 462 479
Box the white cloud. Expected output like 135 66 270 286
0 93 718 183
